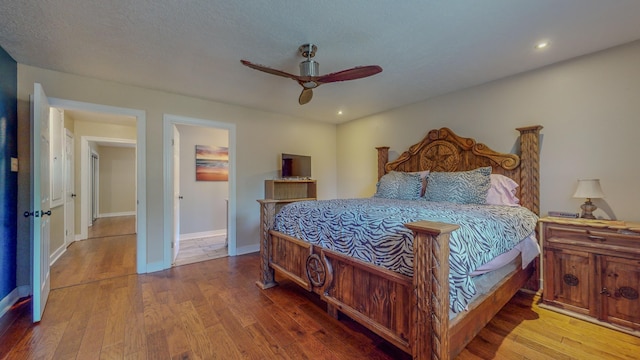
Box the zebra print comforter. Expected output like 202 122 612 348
272 198 538 312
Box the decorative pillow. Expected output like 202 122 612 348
486 174 520 206
424 167 492 204
410 170 430 197
374 171 423 200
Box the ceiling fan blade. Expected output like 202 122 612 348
299 88 313 105
316 65 382 84
240 60 300 81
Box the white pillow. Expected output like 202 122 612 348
486 174 520 206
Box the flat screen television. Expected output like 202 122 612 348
281 153 311 179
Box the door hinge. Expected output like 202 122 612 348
171 242 174 249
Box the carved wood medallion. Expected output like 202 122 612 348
420 140 460 172
615 286 639 300
563 274 579 287
306 254 326 287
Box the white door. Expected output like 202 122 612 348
31 83 51 322
64 129 75 247
172 125 181 263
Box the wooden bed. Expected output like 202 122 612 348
257 125 543 360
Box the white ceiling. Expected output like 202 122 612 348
2 1 640 124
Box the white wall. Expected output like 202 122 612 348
338 40 640 222
16 65 337 281
97 145 136 216
177 124 228 235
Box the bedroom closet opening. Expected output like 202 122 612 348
170 121 231 267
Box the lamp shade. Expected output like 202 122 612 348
573 179 605 199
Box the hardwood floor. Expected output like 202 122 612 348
3 243 640 359
51 216 137 289
88 216 136 239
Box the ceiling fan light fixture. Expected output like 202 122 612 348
302 81 317 89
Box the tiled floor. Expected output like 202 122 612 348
173 235 228 266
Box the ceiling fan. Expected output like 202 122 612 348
241 44 382 105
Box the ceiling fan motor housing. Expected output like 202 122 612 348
299 60 319 88
300 59 319 76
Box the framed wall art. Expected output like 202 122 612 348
195 145 228 181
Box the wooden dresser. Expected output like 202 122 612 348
539 217 640 335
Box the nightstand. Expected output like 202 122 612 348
539 217 640 335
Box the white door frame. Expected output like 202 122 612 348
162 114 237 269
90 149 99 224
172 125 180 264
48 98 147 274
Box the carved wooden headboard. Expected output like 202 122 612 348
376 126 543 215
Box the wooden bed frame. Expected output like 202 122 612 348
257 125 543 360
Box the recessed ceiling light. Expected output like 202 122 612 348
535 41 549 50
337 110 343 115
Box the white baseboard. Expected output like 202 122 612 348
180 229 226 241
0 285 30 319
236 243 259 255
50 243 66 265
18 285 30 298
98 211 136 218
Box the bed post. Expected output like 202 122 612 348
376 146 390 180
405 221 460 360
516 125 543 216
256 200 278 289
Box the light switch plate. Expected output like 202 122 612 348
11 157 18 172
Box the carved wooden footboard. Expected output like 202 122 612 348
261 222 458 356
257 126 543 360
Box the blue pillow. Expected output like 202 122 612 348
374 171 423 200
424 167 492 204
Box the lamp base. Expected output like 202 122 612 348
580 200 597 219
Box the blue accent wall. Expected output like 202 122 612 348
0 45 17 300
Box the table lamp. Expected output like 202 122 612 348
572 179 605 219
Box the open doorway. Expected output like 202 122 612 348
29 84 146 322
45 103 146 290
173 124 228 266
80 135 137 240
50 108 139 289
163 114 236 269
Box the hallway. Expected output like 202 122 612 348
50 216 136 289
